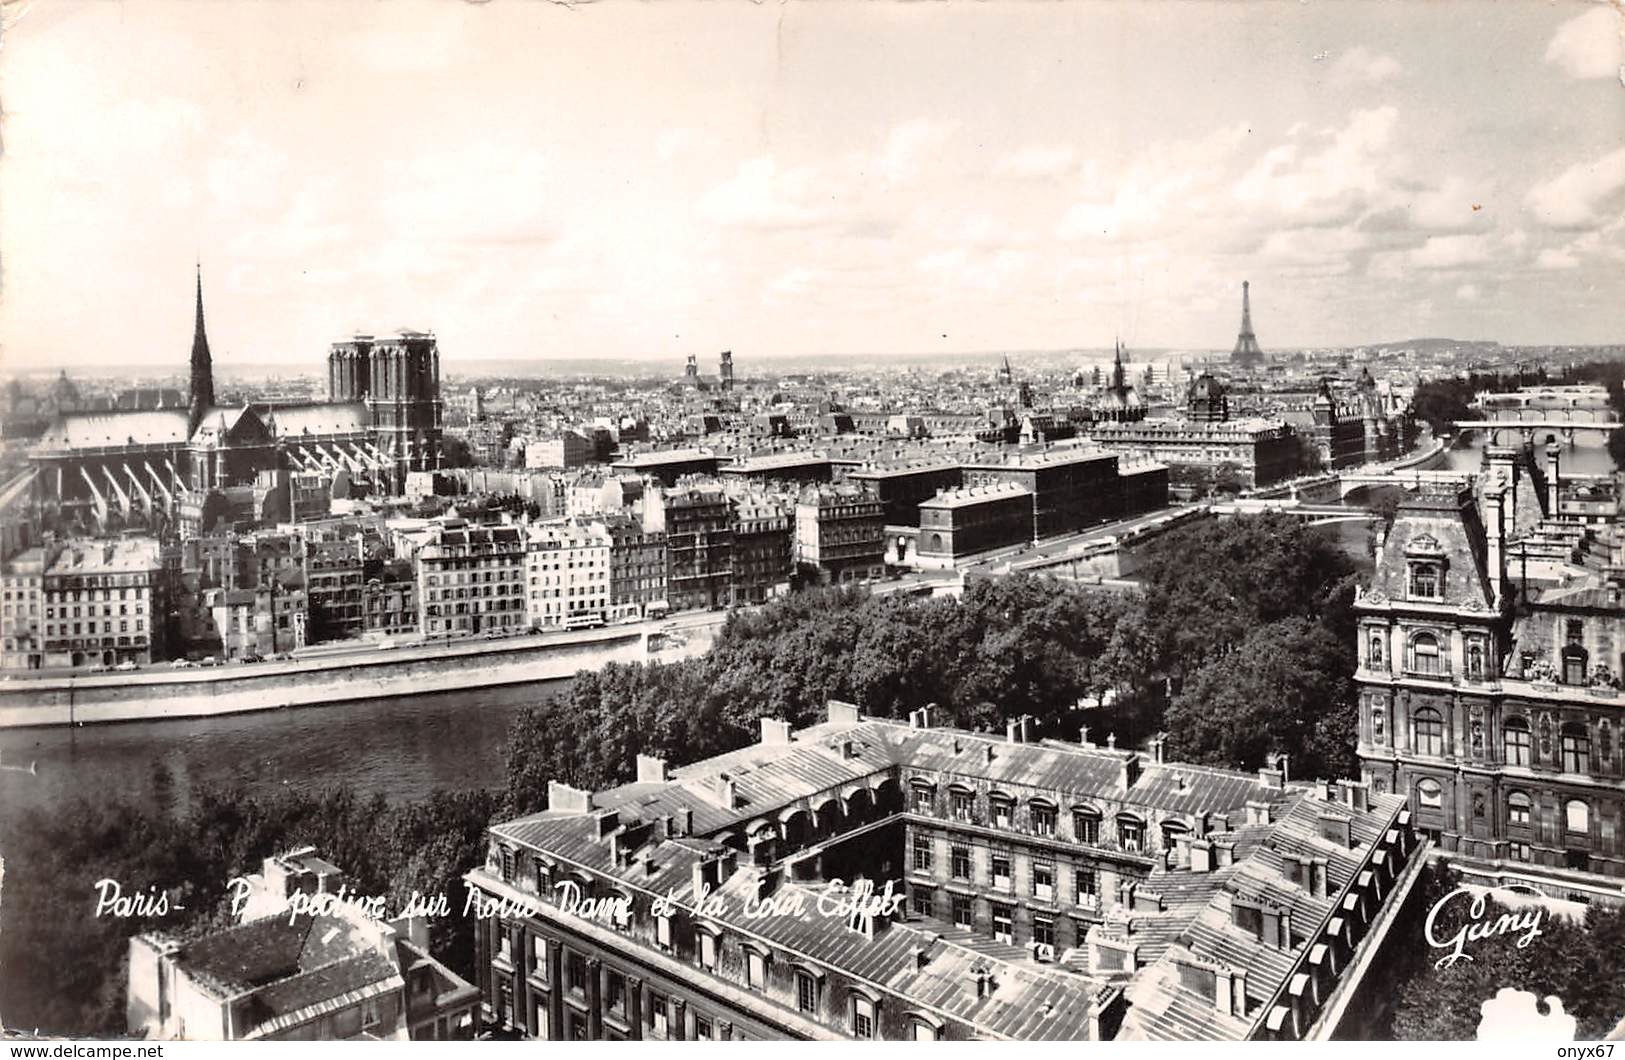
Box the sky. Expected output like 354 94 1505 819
2 0 1623 371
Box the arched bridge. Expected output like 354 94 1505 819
1334 467 1474 500
1454 420 1621 447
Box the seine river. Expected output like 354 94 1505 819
1 431 1611 829
0 679 570 827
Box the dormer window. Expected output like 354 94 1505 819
1409 562 1441 600
990 793 1014 830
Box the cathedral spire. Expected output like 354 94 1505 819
188 263 215 435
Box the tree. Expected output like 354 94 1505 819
1384 864 1625 1040
1163 617 1358 779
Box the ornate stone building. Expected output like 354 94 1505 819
1355 480 1625 896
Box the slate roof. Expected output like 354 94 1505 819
35 409 190 451
1116 787 1407 1041
486 711 1385 1040
1364 485 1495 612
172 913 373 997
262 402 369 439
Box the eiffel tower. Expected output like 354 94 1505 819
1231 280 1264 366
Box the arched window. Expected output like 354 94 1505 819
1369 631 1385 668
1503 717 1531 766
1160 819 1191 852
1410 633 1443 676
1507 791 1532 827
1561 723 1591 774
1072 805 1101 845
1416 778 1444 809
1029 798 1058 837
988 792 1014 830
1410 563 1441 600
1565 799 1590 836
1414 707 1446 757
1116 813 1146 853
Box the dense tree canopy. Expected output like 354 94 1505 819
1382 865 1625 1040
0 781 499 1037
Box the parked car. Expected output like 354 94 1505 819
171 658 195 669
115 660 139 672
240 653 264 664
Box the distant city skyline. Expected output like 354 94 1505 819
3 1 1622 369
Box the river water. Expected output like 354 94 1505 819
0 679 570 827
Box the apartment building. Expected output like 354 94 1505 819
416 520 526 638
467 703 1420 1041
794 485 885 585
40 537 169 669
525 520 612 630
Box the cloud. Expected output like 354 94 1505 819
917 247 1030 291
1544 6 1623 80
1059 123 1250 242
700 157 828 230
995 145 1078 179
1408 233 1497 270
1233 107 1398 228
1409 177 1491 233
377 146 557 247
1536 247 1581 270
1455 283 1480 301
1525 146 1625 229
875 119 958 184
1327 47 1402 85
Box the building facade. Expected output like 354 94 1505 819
128 848 476 1041
916 483 1034 566
730 497 793 605
794 486 885 585
962 448 1122 539
40 537 170 669
1355 482 1625 895
644 484 734 612
415 521 527 638
525 520 612 630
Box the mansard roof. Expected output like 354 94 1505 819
1363 485 1497 613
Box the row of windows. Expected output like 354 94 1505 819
915 836 1106 903
1392 708 1604 773
1415 780 1595 835
909 786 1149 848
424 587 521 602
45 620 145 635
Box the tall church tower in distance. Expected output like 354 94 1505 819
187 265 216 437
326 331 444 491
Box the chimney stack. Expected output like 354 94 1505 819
1545 441 1562 519
759 717 793 745
1484 480 1507 609
636 754 669 783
